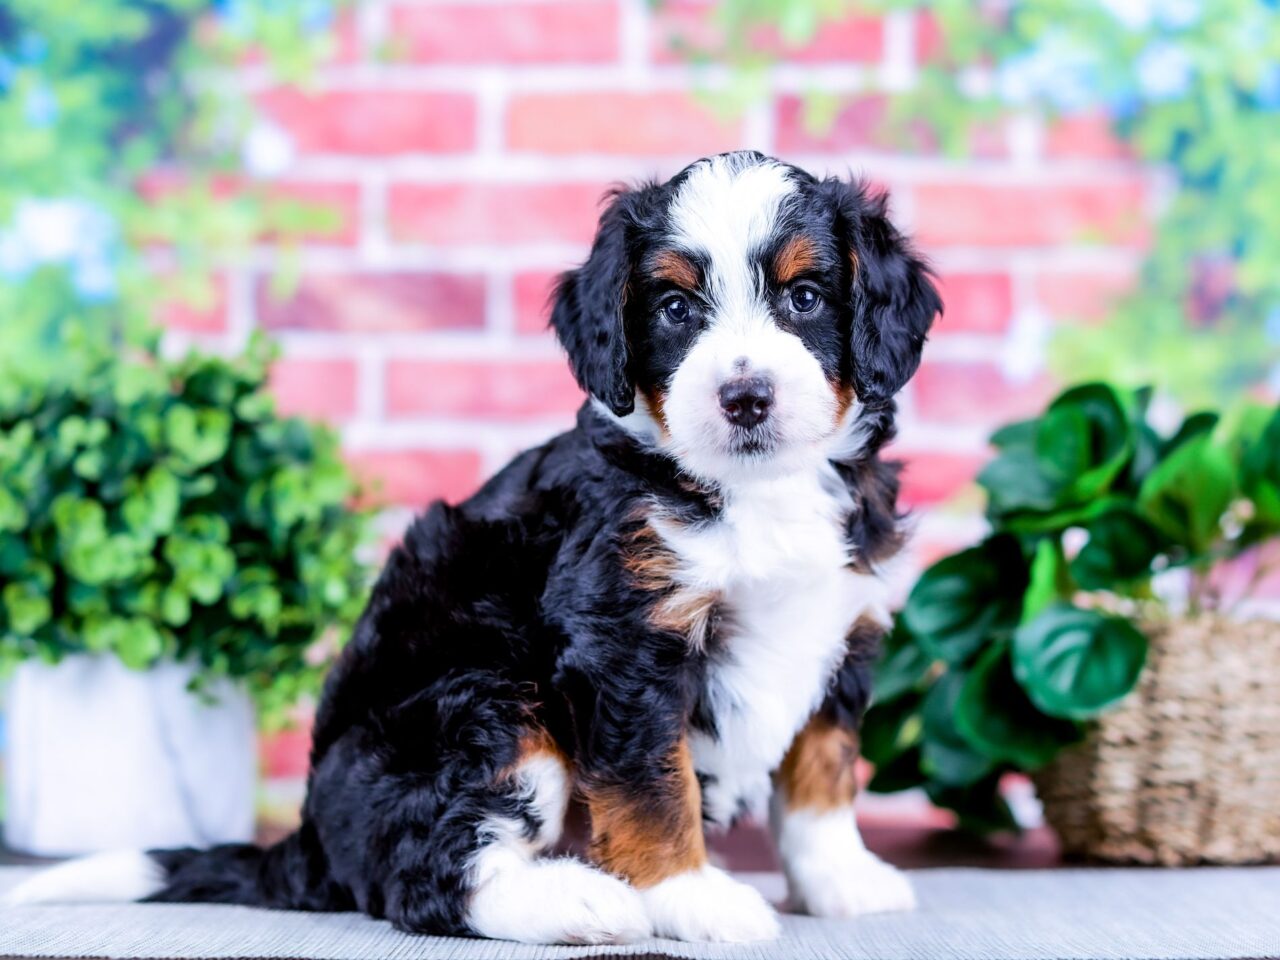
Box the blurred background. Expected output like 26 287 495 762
1 0 1278 862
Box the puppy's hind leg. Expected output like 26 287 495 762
464 733 650 945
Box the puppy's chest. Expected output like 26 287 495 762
653 478 889 826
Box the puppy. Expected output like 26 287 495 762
10 151 939 944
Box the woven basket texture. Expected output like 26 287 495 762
1033 615 1280 865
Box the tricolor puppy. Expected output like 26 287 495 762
10 151 940 944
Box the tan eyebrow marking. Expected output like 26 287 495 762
648 250 699 290
774 234 820 284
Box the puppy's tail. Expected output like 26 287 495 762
5 828 346 911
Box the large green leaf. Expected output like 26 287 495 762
1241 406 1280 527
1038 383 1133 503
900 535 1028 665
979 447 1066 516
1137 433 1236 554
924 772 1019 834
1069 507 1164 589
955 643 1082 769
860 691 924 767
1022 537 1070 624
920 672 996 787
872 619 933 704
1012 604 1147 720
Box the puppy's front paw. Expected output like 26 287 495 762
640 865 780 942
788 849 916 918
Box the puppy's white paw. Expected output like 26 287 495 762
775 807 916 919
640 865 780 942
468 852 650 944
788 849 916 918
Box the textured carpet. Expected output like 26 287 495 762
2 866 1278 960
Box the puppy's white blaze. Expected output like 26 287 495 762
662 155 844 486
4 850 164 905
640 864 779 943
771 804 917 918
668 154 795 323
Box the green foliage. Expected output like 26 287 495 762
0 335 373 726
0 0 347 374
864 382 1280 829
702 0 1280 405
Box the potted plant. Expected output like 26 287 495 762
863 382 1280 863
0 330 371 856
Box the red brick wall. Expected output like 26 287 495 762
165 0 1151 589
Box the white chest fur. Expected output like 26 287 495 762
654 468 890 826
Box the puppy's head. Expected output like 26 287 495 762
552 151 940 484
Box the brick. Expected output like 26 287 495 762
138 173 360 246
934 272 1013 334
387 182 609 246
258 272 485 332
256 89 475 155
912 361 1053 425
776 95 1007 158
260 724 312 779
897 451 985 506
270 357 358 421
263 181 362 245
386 359 583 418
156 274 228 334
1044 113 1133 161
915 10 945 62
1035 268 1137 323
387 1 618 64
914 180 1147 248
346 449 485 508
775 95 891 154
514 270 561 334
507 92 742 155
653 0 882 64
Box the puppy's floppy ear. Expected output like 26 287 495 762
824 178 941 409
550 189 639 417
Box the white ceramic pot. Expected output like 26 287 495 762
4 654 257 856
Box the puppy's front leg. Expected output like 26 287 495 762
585 736 779 943
771 712 915 918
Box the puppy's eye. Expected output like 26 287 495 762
662 295 691 324
790 285 820 314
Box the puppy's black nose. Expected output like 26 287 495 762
719 377 774 428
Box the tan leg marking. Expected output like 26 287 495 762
776 714 859 813
585 738 707 889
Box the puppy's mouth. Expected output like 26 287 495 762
725 424 780 458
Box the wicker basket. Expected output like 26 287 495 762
1032 615 1280 865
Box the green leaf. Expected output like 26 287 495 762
924 772 1019 834
1240 407 1280 527
860 691 924 767
1137 433 1236 554
979 448 1065 515
1012 604 1147 720
1039 383 1133 502
1022 538 1069 624
901 535 1028 665
955 642 1081 768
920 672 996 787
0 486 28 533
3 581 52 635
873 619 933 704
1069 507 1164 589
164 406 231 468
123 467 181 539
